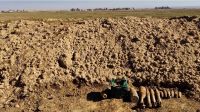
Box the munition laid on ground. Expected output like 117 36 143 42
167 89 171 98
150 88 157 107
174 89 179 98
146 88 152 108
171 89 175 98
100 78 183 109
137 86 182 109
155 88 161 107
130 87 139 104
160 91 164 98
158 88 182 99
139 86 146 109
178 91 182 98
163 89 168 98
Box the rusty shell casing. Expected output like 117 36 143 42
146 88 152 108
139 86 146 109
170 89 175 98
178 91 182 98
150 88 157 107
155 88 162 107
160 91 164 98
163 89 168 98
174 89 179 98
167 89 171 99
130 87 139 104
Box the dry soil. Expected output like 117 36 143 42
0 17 200 112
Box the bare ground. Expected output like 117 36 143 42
0 16 200 111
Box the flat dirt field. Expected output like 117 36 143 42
0 10 200 112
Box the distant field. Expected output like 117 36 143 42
0 9 200 21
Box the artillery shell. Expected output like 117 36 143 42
178 91 182 98
130 87 139 104
174 90 179 98
167 89 171 99
139 86 146 109
170 89 175 98
150 88 157 107
146 88 152 108
160 91 164 98
163 89 168 98
155 88 162 107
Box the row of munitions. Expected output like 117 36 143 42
130 86 182 109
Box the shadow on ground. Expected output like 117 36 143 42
87 92 102 102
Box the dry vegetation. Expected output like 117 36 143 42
0 9 200 21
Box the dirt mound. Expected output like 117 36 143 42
0 17 200 111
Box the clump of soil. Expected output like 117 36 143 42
0 17 200 111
